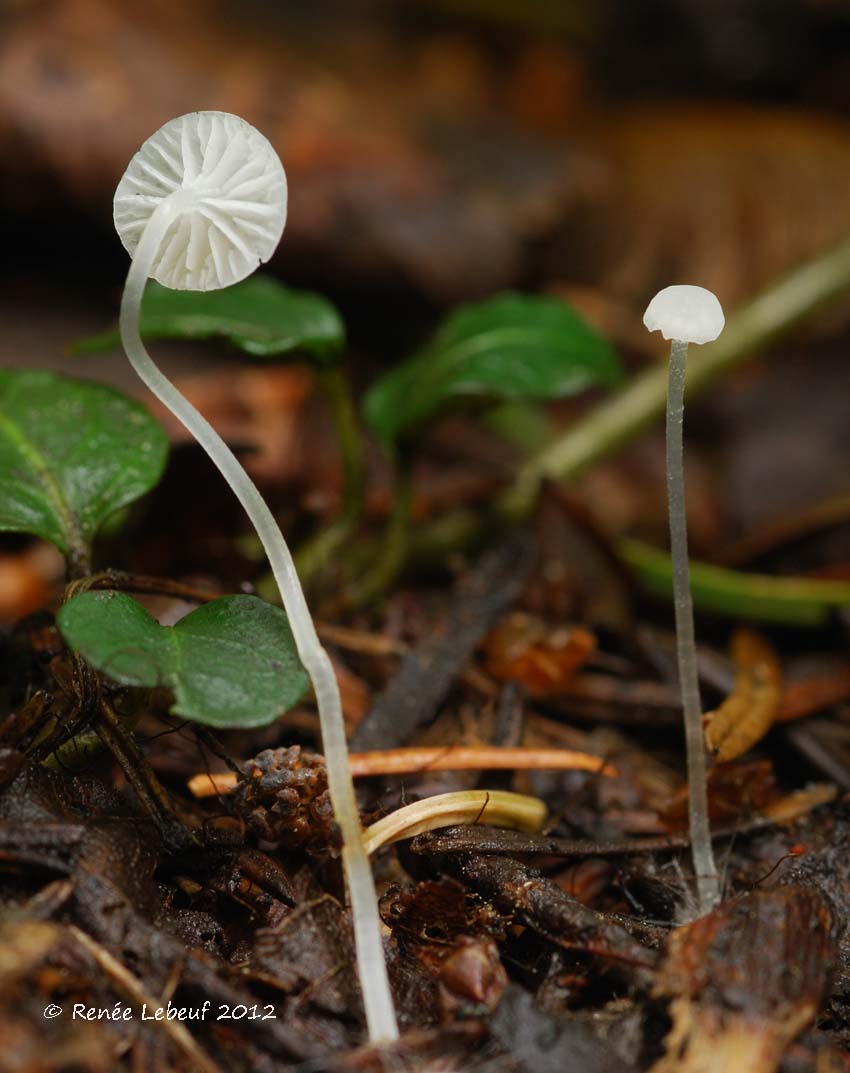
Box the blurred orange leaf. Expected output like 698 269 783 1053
483 612 596 696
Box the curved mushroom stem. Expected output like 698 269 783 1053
120 197 399 1042
666 338 721 915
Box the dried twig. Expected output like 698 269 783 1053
445 854 658 984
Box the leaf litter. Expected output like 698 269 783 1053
4 486 849 1072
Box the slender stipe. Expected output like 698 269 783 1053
666 338 720 913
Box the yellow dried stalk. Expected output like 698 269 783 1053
361 790 547 856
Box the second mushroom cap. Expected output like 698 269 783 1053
643 285 725 345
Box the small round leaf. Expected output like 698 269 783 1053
57 592 309 728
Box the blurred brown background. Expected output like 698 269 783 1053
4 0 850 578
4 1 850 336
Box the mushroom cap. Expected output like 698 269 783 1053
643 285 725 345
114 111 287 291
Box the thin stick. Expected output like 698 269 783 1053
68 570 221 604
666 338 719 913
120 197 397 1041
95 698 192 854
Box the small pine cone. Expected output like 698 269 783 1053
233 746 336 852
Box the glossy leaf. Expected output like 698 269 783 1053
57 592 309 728
76 275 345 364
0 369 168 568
363 292 622 444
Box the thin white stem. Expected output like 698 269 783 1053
666 338 721 915
120 197 399 1041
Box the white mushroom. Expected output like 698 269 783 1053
644 283 725 915
643 284 725 345
115 111 398 1042
114 111 287 291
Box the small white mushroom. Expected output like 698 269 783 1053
644 284 725 916
114 112 398 1042
643 284 725 345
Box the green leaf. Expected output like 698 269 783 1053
0 369 168 569
57 592 310 728
76 276 345 364
620 538 850 627
363 292 623 444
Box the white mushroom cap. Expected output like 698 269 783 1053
114 112 287 291
643 285 725 345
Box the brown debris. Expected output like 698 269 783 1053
652 887 836 1073
4 13 850 1065
0 0 579 301
381 880 507 1022
784 718 850 790
338 745 614 778
411 823 694 860
69 925 223 1073
0 921 63 989
381 879 505 946
760 784 837 824
662 760 779 830
251 893 362 1021
436 935 506 1015
443 853 659 986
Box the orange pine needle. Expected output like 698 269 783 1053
188 746 616 799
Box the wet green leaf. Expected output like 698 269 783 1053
363 292 622 444
57 592 309 727
0 369 168 570
76 275 345 364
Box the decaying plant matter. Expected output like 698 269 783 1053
651 887 836 1073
